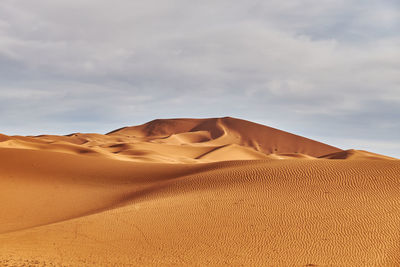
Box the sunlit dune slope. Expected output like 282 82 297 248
0 117 399 266
0 147 215 234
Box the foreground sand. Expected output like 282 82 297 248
1 117 399 266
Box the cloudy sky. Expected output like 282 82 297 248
0 0 399 157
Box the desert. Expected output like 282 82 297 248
1 117 399 266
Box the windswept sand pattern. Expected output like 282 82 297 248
1 117 399 266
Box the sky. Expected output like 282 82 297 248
0 0 399 158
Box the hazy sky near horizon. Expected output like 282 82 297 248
0 0 399 157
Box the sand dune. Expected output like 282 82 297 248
1 117 399 266
108 117 342 158
1 117 343 163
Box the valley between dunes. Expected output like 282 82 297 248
1 117 399 266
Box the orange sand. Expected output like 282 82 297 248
0 117 399 266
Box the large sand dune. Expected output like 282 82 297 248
1 117 399 266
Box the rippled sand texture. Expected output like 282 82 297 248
1 117 399 266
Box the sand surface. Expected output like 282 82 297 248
1 117 399 266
